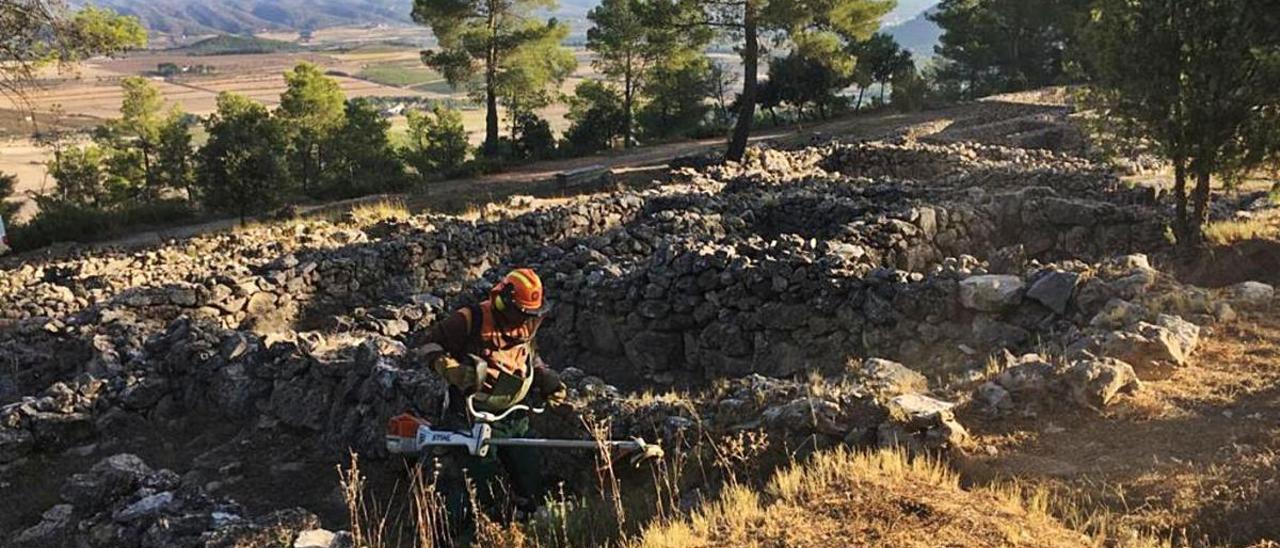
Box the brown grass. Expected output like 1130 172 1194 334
632 447 1099 548
349 198 411 225
1204 219 1279 245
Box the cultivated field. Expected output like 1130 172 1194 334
0 31 600 219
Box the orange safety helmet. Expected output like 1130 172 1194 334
492 268 550 317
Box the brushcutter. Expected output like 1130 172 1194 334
386 394 664 465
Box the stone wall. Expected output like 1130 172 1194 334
0 140 1174 464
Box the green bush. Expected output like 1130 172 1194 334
511 112 556 161
9 199 195 252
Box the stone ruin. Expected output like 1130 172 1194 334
1 138 1275 546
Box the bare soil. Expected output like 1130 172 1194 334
960 307 1280 546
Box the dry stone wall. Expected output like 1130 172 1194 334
6 137 1280 545
0 140 1175 465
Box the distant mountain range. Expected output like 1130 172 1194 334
885 4 943 57
86 0 939 52
82 0 598 37
884 0 939 25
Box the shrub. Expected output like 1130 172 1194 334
9 199 194 252
563 81 627 155
403 105 470 180
512 112 555 161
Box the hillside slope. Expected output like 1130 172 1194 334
83 0 598 35
886 6 943 57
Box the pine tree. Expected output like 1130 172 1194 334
412 0 575 155
199 93 291 224
277 63 346 195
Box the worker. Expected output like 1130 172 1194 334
413 268 568 539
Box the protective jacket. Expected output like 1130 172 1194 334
419 300 561 413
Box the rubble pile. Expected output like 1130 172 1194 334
9 453 339 548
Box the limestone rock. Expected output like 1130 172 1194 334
959 275 1026 312
878 394 968 451
12 504 74 547
1090 299 1145 329
974 382 1012 412
1026 271 1079 314
859 358 927 395
295 529 337 548
1100 316 1198 379
762 397 850 436
1231 281 1275 309
61 453 153 510
1063 358 1141 408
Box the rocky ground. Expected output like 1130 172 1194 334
3 113 1279 547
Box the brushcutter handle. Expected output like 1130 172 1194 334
466 394 544 423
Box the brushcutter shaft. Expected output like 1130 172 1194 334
488 438 646 450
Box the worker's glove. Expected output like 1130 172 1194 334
432 354 475 391
545 386 568 406
546 386 580 415
534 365 573 413
625 440 665 468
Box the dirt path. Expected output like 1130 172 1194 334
961 312 1280 545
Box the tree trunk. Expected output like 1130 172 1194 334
141 143 154 201
880 79 887 105
623 65 634 148
769 107 778 126
725 2 758 162
483 8 499 155
856 87 865 110
1191 169 1212 250
1173 158 1189 249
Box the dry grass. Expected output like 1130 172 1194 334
339 451 393 548
962 314 1280 546
349 198 411 225
632 447 1108 548
1204 218 1278 245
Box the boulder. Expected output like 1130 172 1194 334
994 356 1057 395
1026 271 1079 315
857 358 928 397
294 529 338 548
1230 281 1275 309
29 411 95 449
1063 358 1141 408
1100 317 1198 379
974 382 1013 412
203 508 321 548
1155 314 1200 358
11 504 74 547
878 394 968 451
958 275 1026 312
762 397 850 436
1090 299 1145 329
61 453 153 510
